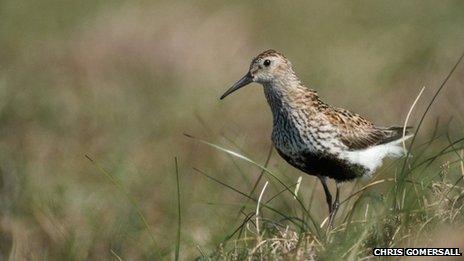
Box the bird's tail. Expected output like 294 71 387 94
378 126 413 145
385 133 414 158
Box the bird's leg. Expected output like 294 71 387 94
317 176 333 214
328 182 341 229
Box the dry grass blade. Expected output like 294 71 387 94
294 176 303 200
402 86 426 152
110 249 123 261
255 181 269 254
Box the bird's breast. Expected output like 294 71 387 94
271 113 344 157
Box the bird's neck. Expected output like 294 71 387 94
263 79 322 121
263 78 325 154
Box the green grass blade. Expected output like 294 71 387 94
174 157 181 261
85 154 161 258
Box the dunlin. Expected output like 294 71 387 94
220 49 412 228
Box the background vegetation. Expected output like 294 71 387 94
1 0 464 259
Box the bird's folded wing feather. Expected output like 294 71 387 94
325 108 410 151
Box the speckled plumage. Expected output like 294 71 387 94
220 49 412 225
244 50 411 182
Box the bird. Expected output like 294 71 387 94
220 49 412 229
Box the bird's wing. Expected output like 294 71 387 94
324 107 411 150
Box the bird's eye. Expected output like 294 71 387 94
263 59 271 67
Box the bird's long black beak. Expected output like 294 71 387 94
220 72 253 100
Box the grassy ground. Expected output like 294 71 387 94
1 0 464 260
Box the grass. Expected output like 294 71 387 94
188 128 464 259
187 131 464 259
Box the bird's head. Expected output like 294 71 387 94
220 49 296 100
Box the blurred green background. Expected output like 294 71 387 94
1 0 464 259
